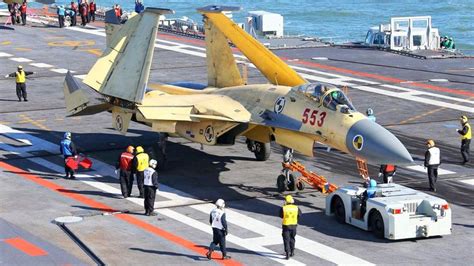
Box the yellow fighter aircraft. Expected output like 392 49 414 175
63 6 413 180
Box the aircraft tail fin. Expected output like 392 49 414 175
83 8 174 104
198 6 306 87
63 71 111 117
203 13 244 88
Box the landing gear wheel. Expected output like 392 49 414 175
370 211 385 239
333 197 346 224
254 141 271 161
288 174 296 191
277 174 287 192
296 180 305 191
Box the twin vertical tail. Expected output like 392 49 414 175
82 8 174 104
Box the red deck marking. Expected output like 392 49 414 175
284 58 474 97
4 237 48 257
0 162 242 266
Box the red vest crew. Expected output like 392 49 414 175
116 146 135 198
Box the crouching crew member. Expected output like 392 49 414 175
378 164 396 183
60 132 77 179
424 139 441 192
207 199 231 260
116 146 134 198
144 159 159 216
133 146 148 198
279 195 302 260
457 116 471 165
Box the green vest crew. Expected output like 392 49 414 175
16 71 26 83
282 204 299 226
136 153 149 171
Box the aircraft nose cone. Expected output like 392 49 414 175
346 119 413 165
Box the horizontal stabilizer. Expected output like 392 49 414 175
63 71 111 117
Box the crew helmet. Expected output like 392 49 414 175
126 145 134 153
64 132 71 139
366 108 374 116
215 199 225 208
369 179 377 188
149 159 157 168
285 195 294 204
427 139 435 147
461 115 468 123
17 65 23 70
136 146 144 153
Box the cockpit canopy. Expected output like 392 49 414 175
294 83 355 112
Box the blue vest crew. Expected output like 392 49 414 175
60 132 77 179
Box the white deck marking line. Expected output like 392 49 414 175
0 52 13 57
459 179 474 186
9 57 33 62
405 165 455 175
29 63 53 68
382 84 474 105
64 24 473 114
0 124 373 265
50 68 72 74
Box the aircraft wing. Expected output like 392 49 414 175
138 92 251 123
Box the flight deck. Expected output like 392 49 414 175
0 14 473 265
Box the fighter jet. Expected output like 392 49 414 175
63 6 413 174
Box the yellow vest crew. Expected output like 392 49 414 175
282 204 299 225
132 146 149 198
136 153 149 171
458 116 471 165
5 66 35 102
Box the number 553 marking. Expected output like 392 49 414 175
302 108 326 127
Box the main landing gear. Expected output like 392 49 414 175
246 139 271 161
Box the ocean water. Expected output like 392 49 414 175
13 0 474 52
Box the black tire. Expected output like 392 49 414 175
288 174 296 191
370 211 385 239
333 196 346 224
296 180 305 191
254 142 271 161
277 174 287 192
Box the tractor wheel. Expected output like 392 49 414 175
370 211 385 239
333 196 346 224
296 180 305 191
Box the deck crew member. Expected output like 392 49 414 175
70 1 78 26
366 108 376 122
360 179 377 217
143 159 159 216
457 116 471 165
378 164 396 183
279 195 302 260
5 66 34 102
132 146 148 198
206 199 231 260
89 0 96 22
19 1 27 25
424 139 440 192
116 146 135 198
60 132 77 179
79 0 88 26
57 5 65 28
134 0 144 13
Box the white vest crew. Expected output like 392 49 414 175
211 208 225 230
144 167 155 186
428 147 440 165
